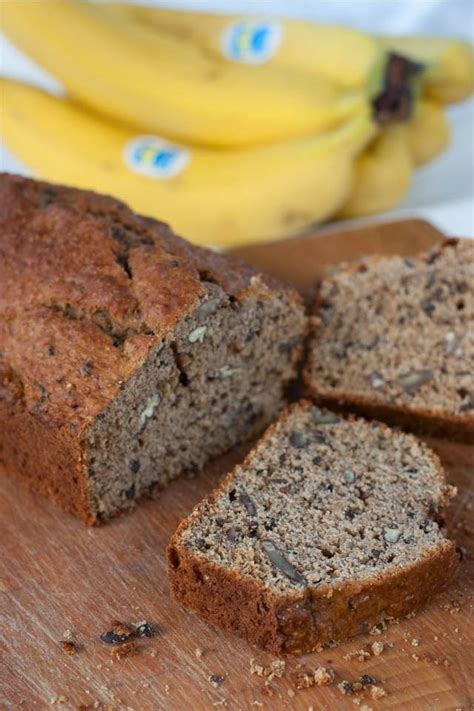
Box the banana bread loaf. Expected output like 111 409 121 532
168 402 458 654
0 174 306 524
304 239 474 442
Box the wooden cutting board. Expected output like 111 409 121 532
1 219 473 711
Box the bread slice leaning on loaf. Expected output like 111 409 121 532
0 174 306 525
304 238 474 442
168 402 458 654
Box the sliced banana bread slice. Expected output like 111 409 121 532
168 402 458 654
304 238 474 442
0 174 306 524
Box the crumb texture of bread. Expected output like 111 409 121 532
168 403 458 654
304 239 474 442
0 174 306 524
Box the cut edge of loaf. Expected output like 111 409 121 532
168 402 459 654
303 238 474 444
82 278 306 524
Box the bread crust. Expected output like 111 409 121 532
168 403 458 654
168 538 457 654
304 379 474 445
0 364 94 523
0 174 304 524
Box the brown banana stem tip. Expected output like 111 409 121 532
372 52 425 125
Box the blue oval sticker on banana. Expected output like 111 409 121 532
221 20 282 64
124 136 190 179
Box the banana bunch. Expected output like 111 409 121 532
105 4 474 104
0 0 378 148
0 79 376 247
1 1 472 246
106 3 382 90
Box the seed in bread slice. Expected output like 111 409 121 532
168 402 458 654
304 238 474 442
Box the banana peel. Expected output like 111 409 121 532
0 0 370 148
337 125 413 218
408 100 450 166
106 3 382 91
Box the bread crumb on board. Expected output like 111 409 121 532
249 657 286 687
100 621 136 645
371 641 384 656
345 649 370 662
100 620 157 646
337 676 387 702
111 640 138 661
338 681 355 696
294 666 335 689
249 658 285 680
344 640 392 662
58 640 79 656
49 696 68 706
370 685 387 700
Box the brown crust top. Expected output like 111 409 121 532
168 402 458 653
0 173 298 435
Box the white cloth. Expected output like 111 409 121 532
1 0 473 236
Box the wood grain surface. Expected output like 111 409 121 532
1 219 472 711
229 219 445 294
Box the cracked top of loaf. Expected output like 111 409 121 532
0 173 298 433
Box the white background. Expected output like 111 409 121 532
1 0 473 236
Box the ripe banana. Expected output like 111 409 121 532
379 36 474 104
407 100 450 167
337 125 413 218
0 80 377 247
0 0 370 148
106 3 382 90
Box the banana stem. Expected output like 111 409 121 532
372 53 425 125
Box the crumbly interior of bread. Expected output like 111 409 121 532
172 406 453 596
85 283 303 519
306 241 473 417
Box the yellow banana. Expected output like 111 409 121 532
379 35 474 104
1 0 369 148
107 3 382 90
407 100 450 166
337 125 413 218
0 80 377 247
